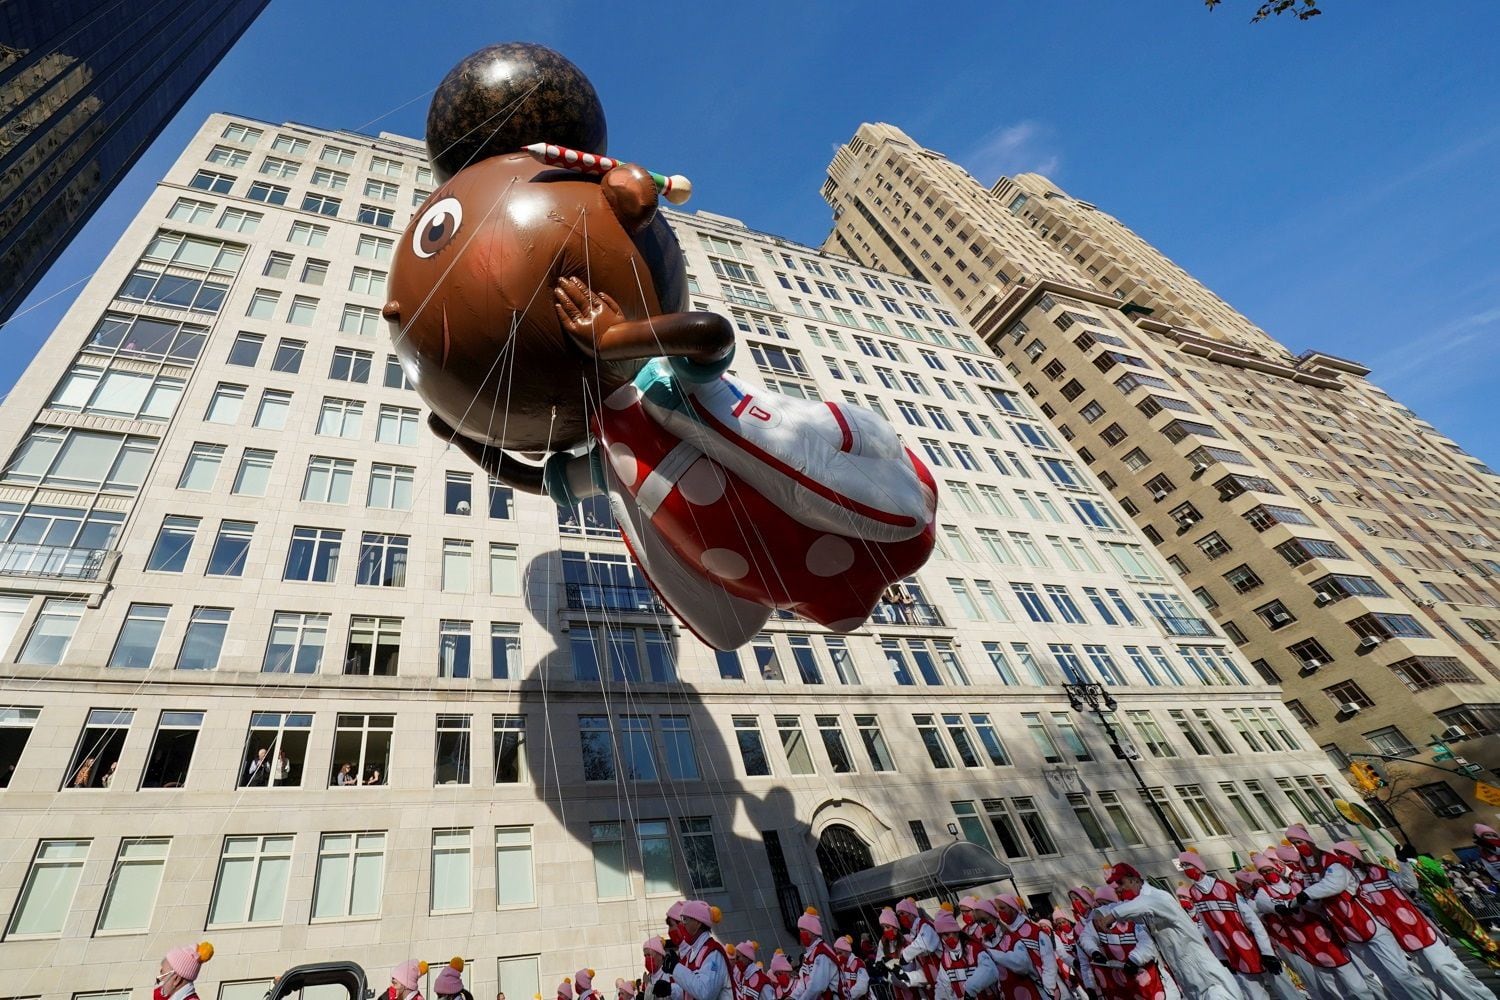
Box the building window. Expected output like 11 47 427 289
95 837 170 933
376 405 418 445
62 708 132 789
734 716 772 776
430 829 472 913
311 832 385 920
914 714 953 769
141 711 203 788
490 623 521 679
206 520 253 577
1253 599 1295 630
344 616 400 676
1224 564 1263 595
328 347 372 383
1068 793 1113 850
1415 782 1470 817
0 706 40 788
287 220 328 246
1176 784 1230 837
6 839 90 937
435 714 472 785
239 712 310 788
638 819 678 896
261 612 328 674
660 715 699 780
208 835 293 926
283 526 341 582
439 620 472 678
591 822 630 899
495 827 535 907
146 516 198 573
816 715 855 773
358 204 394 228
493 714 525 784
253 389 291 429
681 816 724 892
489 543 519 596
1097 790 1144 846
1140 787 1193 842
356 532 408 588
301 456 353 503
775 715 816 775
1364 725 1418 757
331 714 393 786
232 448 274 496
366 464 414 511
178 442 225 491
855 714 895 771
1324 680 1374 712
441 539 472 592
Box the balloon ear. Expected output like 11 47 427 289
602 164 658 234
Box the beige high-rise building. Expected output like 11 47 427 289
822 122 1500 847
0 112 1359 997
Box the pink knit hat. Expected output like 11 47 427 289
575 970 595 991
394 961 426 992
1285 823 1314 843
1175 885 1192 900
434 959 466 996
994 894 1024 916
1067 886 1095 908
736 941 758 962
878 906 898 927
1233 870 1260 888
1274 844 1300 864
1038 919 1053 932
667 899 687 922
958 895 981 910
833 936 853 954
1176 850 1205 872
558 980 574 1000
1252 852 1277 872
1331 840 1362 860
895 898 920 918
1094 885 1118 903
769 952 792 975
934 911 959 934
797 909 822 937
681 899 714 926
616 980 635 999
1051 907 1071 923
644 936 666 956
166 942 214 981
971 898 998 921
1476 823 1498 837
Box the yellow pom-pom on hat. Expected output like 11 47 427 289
709 905 723 924
565 979 572 984
197 942 215 963
450 958 465 972
725 945 737 958
419 962 430 976
805 906 819 916
938 901 954 912
587 971 596 979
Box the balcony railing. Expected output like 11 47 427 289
1153 613 1216 638
565 582 667 615
870 600 946 627
0 542 111 581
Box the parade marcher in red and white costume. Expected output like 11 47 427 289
645 937 671 999
1249 848 1376 1000
1177 850 1284 1000
734 942 778 1000
433 959 468 1000
574 970 603 1000
559 980 575 1000
1475 824 1500 883
980 894 1053 1000
1078 885 1168 1000
931 910 987 1000
834 936 870 1000
1330 840 1493 1000
619 979 639 1000
895 897 943 997
1094 862 1241 1000
878 907 918 1000
1048 908 1084 999
793 908 840 1000
666 900 731 1000
395 962 430 1000
769 952 794 1000
155 942 214 1000
1280 825 1436 1000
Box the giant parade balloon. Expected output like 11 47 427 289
385 42 937 649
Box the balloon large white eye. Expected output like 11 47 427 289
412 196 462 258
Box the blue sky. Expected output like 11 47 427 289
6 1 1499 465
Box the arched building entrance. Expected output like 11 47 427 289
816 823 876 885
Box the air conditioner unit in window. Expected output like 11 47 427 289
1357 636 1382 650
1298 659 1322 676
1315 592 1333 605
1308 496 1323 504
1152 490 1168 502
1417 599 1436 608
1270 612 1291 624
1337 702 1362 717
1440 804 1467 818
1192 462 1210 475
1441 726 1467 741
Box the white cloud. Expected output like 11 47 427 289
959 121 1061 185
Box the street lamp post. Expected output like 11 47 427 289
1064 681 1187 853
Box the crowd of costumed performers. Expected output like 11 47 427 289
143 826 1500 1000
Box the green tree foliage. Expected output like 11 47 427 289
1203 0 1322 22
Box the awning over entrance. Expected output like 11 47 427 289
826 841 1013 911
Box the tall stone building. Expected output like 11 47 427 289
0 0 271 325
0 114 1351 996
822 122 1500 845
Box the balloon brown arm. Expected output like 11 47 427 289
590 311 735 364
427 414 548 494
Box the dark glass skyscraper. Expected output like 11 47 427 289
0 0 270 326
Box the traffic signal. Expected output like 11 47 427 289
1348 761 1384 793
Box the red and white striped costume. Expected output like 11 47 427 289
1186 875 1270 975
1297 851 1381 942
837 953 867 1000
1087 918 1167 1000
989 914 1050 1000
734 964 775 1000
937 937 985 999
902 916 943 996
795 939 840 1000
1352 862 1437 953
